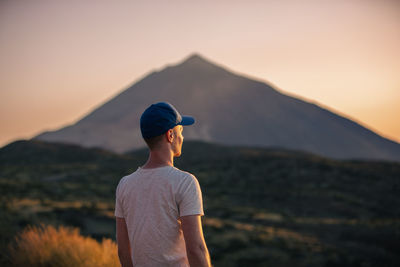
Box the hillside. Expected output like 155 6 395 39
1 140 400 266
34 54 400 161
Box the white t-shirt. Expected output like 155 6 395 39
114 165 204 267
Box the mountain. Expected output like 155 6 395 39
34 54 400 161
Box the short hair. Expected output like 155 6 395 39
143 134 164 150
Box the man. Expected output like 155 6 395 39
115 102 211 267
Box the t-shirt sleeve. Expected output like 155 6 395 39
178 174 204 217
114 177 125 218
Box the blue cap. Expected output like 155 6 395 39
140 102 195 139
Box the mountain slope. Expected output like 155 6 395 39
34 54 400 161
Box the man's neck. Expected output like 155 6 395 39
141 147 174 169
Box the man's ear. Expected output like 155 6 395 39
166 129 174 143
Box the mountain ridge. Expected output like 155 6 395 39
2 138 400 266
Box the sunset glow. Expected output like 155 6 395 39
1 0 399 146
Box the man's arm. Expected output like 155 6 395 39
116 217 133 267
180 215 211 267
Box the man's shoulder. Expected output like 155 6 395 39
116 169 140 186
169 166 196 180
168 167 202 192
117 166 196 186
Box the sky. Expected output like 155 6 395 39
1 0 399 147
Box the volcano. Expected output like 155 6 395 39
34 54 400 161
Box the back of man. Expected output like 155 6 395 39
115 166 203 266
115 102 211 267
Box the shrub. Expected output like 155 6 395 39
8 224 119 267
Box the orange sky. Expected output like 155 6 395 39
1 0 399 147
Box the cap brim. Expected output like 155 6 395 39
180 115 195 126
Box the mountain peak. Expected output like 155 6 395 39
182 53 214 66
178 53 227 75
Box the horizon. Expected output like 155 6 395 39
1 0 399 147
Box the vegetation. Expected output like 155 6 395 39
1 140 399 266
8 224 119 267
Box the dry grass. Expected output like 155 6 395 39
9 224 120 267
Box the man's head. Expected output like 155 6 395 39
140 102 195 156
